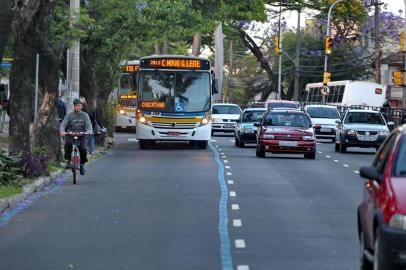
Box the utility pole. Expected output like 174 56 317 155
277 4 283 100
293 8 301 101
68 0 80 112
403 0 406 108
214 22 224 103
374 0 382 84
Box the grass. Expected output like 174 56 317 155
0 186 22 198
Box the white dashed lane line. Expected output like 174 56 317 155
326 155 331 158
237 266 250 270
233 219 242 227
354 170 360 174
223 160 228 163
229 191 237 197
227 180 234 185
343 164 349 168
226 172 232 176
334 160 339 162
235 239 246 248
231 204 240 210
225 166 230 169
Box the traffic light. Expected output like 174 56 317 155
323 71 331 85
275 36 281 54
325 37 333 54
392 70 405 86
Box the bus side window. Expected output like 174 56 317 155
338 85 345 103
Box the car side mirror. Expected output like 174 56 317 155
212 79 218 95
254 121 261 127
360 166 382 183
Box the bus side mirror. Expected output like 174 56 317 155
212 79 218 95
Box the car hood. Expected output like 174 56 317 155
390 177 406 214
212 114 240 120
242 122 255 128
311 118 339 126
266 126 313 135
343 123 388 132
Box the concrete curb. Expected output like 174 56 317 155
0 147 108 215
0 169 65 213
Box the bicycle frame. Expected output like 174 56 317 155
67 132 87 184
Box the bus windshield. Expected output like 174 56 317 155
119 73 136 96
139 71 211 113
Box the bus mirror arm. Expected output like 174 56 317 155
212 79 218 95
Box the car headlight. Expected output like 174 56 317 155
200 113 211 126
212 118 221 123
379 131 389 136
389 214 406 230
262 134 274 139
303 135 314 141
243 127 253 133
346 129 356 135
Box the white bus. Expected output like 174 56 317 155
305 80 387 107
135 55 213 149
115 60 139 131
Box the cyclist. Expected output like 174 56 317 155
60 98 93 175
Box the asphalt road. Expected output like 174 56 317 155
0 132 376 270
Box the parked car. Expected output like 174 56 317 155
265 100 299 110
335 109 390 153
235 108 266 147
211 103 242 135
358 124 406 270
254 110 316 159
305 105 341 142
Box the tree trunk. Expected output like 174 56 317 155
192 32 202 56
0 0 14 61
154 44 161 54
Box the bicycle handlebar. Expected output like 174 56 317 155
66 132 91 136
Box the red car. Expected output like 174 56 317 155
265 100 300 110
358 125 406 270
254 110 316 159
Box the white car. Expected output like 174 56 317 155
304 105 341 142
211 103 242 135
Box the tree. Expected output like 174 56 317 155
0 0 14 62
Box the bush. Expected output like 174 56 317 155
0 150 23 186
21 148 48 178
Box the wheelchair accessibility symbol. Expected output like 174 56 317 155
175 103 184 112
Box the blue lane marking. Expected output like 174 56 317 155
0 176 66 227
209 142 233 270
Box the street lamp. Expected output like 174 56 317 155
323 0 346 103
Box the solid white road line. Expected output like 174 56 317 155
233 219 242 227
229 191 236 197
235 239 246 248
227 180 234 185
237 266 250 270
231 204 240 210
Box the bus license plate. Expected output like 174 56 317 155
279 141 298 147
168 131 180 136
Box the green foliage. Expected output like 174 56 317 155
0 186 22 199
0 150 23 186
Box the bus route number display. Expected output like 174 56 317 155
141 58 210 70
125 65 139 72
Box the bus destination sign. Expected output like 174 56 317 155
141 58 210 70
125 65 139 72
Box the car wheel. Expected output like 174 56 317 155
235 136 239 147
339 141 347 153
335 142 340 152
256 143 265 158
304 150 316 160
139 140 147 149
211 130 214 136
198 141 207 149
360 230 373 270
331 138 336 143
373 228 389 270
239 141 245 148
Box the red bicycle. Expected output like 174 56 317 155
66 132 87 184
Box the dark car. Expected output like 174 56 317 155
358 125 406 270
235 108 266 147
254 110 316 159
335 109 389 153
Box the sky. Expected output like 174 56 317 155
284 0 404 28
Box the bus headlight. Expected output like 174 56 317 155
200 113 211 126
119 109 125 115
139 117 146 124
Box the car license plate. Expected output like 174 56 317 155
320 128 331 133
359 135 376 141
279 141 298 147
224 124 234 128
167 131 180 136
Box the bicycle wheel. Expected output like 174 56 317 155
72 166 77 184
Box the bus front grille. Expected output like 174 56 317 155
151 122 197 129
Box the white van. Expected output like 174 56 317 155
305 81 386 107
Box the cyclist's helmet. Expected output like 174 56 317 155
73 98 82 105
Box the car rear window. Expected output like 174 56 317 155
264 112 311 128
395 136 406 177
307 107 340 119
344 112 386 125
242 111 265 122
267 103 298 110
212 105 241 114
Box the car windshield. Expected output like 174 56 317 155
307 107 340 119
138 71 211 112
212 105 241 115
242 111 265 122
344 112 386 125
267 103 298 110
264 112 312 128
395 136 406 176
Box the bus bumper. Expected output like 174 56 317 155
136 123 211 141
